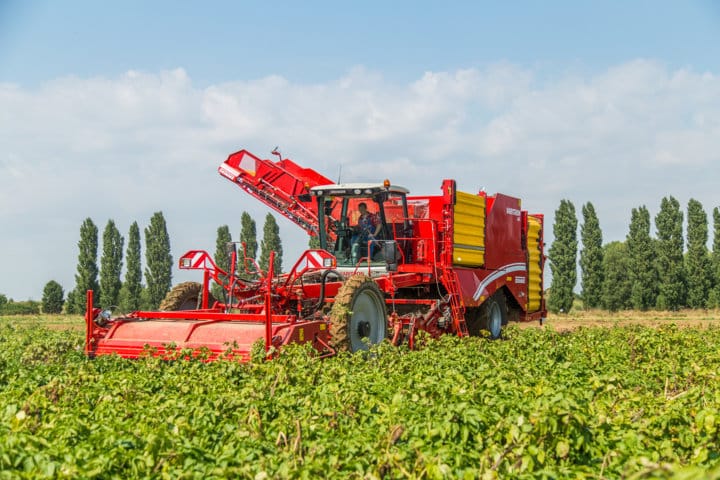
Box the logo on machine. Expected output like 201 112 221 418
506 208 521 217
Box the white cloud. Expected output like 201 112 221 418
1 60 719 300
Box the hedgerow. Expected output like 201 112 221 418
1 320 719 478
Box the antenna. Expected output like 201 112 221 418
337 165 342 184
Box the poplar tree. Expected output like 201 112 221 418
118 222 142 312
548 200 577 314
259 213 283 274
99 220 124 308
579 202 603 308
41 280 65 314
686 199 711 308
65 290 76 314
214 225 233 273
70 218 99 313
626 206 657 310
213 225 233 298
601 241 632 312
709 207 720 307
240 211 258 277
655 196 686 310
144 212 173 309
309 234 321 249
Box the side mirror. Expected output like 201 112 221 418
298 194 312 202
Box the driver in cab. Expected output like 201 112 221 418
351 202 381 262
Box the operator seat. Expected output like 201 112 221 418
351 227 386 264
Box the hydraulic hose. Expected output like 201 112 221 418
311 269 344 313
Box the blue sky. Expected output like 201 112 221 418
1 1 720 300
2 1 719 85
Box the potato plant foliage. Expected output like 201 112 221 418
1 318 720 479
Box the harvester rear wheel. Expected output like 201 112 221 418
160 282 215 311
480 293 507 339
329 274 387 352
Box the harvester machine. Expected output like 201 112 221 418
85 148 546 361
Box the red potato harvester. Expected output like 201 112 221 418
86 148 546 361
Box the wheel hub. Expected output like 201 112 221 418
348 286 386 351
489 303 501 338
358 321 371 338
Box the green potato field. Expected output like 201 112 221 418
1 316 719 479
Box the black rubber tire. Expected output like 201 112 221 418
507 305 521 324
464 307 482 336
329 274 387 352
480 293 507 339
159 282 216 311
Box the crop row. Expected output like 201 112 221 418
1 320 719 478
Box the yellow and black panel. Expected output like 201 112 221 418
527 216 543 312
453 191 485 267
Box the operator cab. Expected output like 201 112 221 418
308 182 410 268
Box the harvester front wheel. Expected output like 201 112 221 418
329 274 387 352
480 293 507 339
159 282 215 311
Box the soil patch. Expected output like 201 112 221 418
522 309 720 332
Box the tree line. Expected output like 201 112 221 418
61 212 173 314
15 196 718 316
549 197 720 313
1 211 286 315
